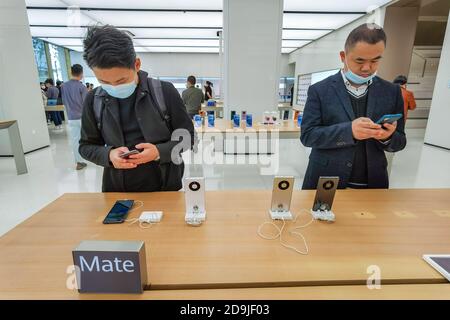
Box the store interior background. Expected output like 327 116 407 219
0 0 449 236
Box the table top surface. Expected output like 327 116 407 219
195 119 300 133
0 120 16 129
44 104 65 110
2 284 449 300
1 189 450 299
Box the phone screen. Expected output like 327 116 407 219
430 257 450 274
103 200 134 224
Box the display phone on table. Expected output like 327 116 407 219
313 176 339 211
103 200 134 224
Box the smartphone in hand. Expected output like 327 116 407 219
119 149 141 159
375 113 403 125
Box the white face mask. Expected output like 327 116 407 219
101 80 137 99
344 60 377 84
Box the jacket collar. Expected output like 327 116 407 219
331 71 355 120
330 71 381 120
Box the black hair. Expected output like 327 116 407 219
44 78 54 86
393 75 408 85
345 23 387 52
56 80 63 86
83 25 136 69
187 75 196 85
71 64 83 76
206 81 213 86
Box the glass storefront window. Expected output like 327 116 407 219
48 43 68 82
279 77 294 103
32 38 49 82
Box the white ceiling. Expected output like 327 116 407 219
26 0 392 54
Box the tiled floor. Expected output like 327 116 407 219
1 124 449 236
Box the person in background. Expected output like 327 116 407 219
61 64 88 170
85 82 90 90
393 75 416 121
40 82 50 123
204 81 213 100
56 80 65 121
56 80 63 104
300 23 406 190
40 83 48 106
45 78 62 129
290 85 294 106
89 83 94 91
182 75 204 119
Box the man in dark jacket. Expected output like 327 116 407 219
79 25 194 192
300 24 406 190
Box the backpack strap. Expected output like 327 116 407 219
149 78 172 131
93 87 105 131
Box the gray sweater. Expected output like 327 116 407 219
61 79 88 120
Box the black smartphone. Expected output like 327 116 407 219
119 150 140 159
103 200 134 224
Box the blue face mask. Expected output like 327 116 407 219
101 80 137 99
344 61 376 85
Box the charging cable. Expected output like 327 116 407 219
129 200 144 212
257 209 314 255
125 200 155 229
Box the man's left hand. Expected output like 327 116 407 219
127 143 160 165
375 121 397 142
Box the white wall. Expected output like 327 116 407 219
70 51 294 79
280 54 295 78
289 9 386 109
0 0 50 155
223 0 283 119
424 11 450 149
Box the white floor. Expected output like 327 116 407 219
1 124 450 236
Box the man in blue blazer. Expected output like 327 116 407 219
301 24 406 189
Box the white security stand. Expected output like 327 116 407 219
311 209 335 222
269 209 293 221
185 205 206 226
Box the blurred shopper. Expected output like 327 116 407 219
56 80 65 121
45 78 62 129
61 64 88 170
393 75 416 121
182 75 204 119
204 80 213 100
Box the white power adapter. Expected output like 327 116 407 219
139 211 163 223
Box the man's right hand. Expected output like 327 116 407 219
109 147 138 169
352 117 382 140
